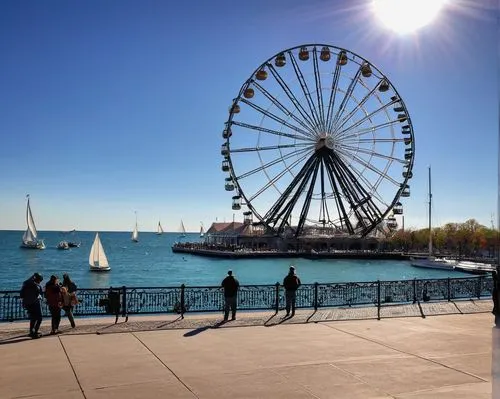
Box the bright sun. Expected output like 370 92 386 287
372 0 447 34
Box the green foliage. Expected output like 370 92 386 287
386 219 499 256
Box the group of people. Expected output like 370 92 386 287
20 272 78 339
221 265 302 321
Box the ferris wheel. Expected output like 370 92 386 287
221 44 414 238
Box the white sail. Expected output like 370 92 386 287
132 223 139 241
21 195 45 249
89 233 109 269
156 221 164 235
179 220 186 236
26 196 38 240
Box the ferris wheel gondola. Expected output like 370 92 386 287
221 44 415 238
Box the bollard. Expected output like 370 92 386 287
377 280 381 320
180 284 186 319
314 282 318 310
275 282 280 314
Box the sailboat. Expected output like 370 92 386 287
178 220 186 238
411 167 454 271
89 233 111 272
131 212 139 242
20 195 45 250
156 221 164 235
200 223 205 238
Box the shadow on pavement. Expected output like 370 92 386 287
156 316 183 329
0 334 34 345
183 326 212 337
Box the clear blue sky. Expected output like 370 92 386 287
0 0 498 232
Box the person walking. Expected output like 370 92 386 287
221 270 240 321
20 273 44 338
45 275 62 334
61 273 77 328
283 265 301 317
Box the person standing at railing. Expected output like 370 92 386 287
61 273 77 328
221 270 240 321
45 275 62 335
283 266 301 317
19 273 44 339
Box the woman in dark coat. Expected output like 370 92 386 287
45 275 62 334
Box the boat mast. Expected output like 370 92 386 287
428 166 432 257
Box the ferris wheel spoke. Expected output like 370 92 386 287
239 98 314 138
247 150 312 202
328 69 362 133
335 99 400 139
231 121 314 142
312 48 326 131
340 119 404 141
339 151 400 192
325 63 342 132
348 166 390 209
337 144 405 165
236 146 311 180
287 51 322 131
252 81 317 138
322 153 356 234
318 158 329 225
333 85 380 133
350 137 407 144
262 153 318 228
266 63 318 132
328 150 384 225
230 142 312 153
294 159 320 236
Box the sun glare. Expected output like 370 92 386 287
372 0 448 34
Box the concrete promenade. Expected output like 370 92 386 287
0 300 494 398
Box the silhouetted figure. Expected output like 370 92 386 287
283 266 301 317
20 273 44 338
493 270 500 326
61 273 77 328
221 270 240 321
45 275 62 334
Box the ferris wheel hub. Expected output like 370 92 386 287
315 134 334 151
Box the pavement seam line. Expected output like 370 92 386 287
326 362 397 399
319 323 489 383
131 332 200 398
269 368 322 399
58 336 88 399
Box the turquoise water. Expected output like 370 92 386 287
0 230 472 290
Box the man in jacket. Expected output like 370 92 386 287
283 266 301 317
20 273 44 338
221 270 240 321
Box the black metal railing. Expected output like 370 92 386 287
0 275 493 322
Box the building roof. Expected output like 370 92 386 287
206 222 246 235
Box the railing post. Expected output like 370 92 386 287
377 280 381 320
275 282 280 314
121 286 127 319
412 278 417 303
447 278 451 301
477 276 482 299
180 284 185 319
314 282 318 310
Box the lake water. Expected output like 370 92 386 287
0 230 472 291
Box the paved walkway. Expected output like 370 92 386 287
0 300 495 398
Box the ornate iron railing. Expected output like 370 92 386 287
0 275 493 322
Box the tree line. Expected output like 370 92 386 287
384 219 498 257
